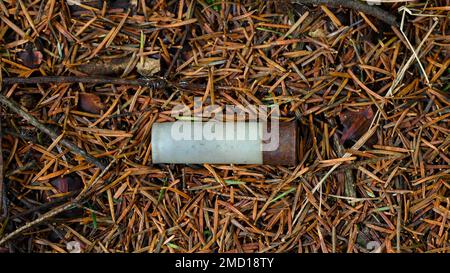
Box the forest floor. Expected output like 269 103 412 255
0 0 449 253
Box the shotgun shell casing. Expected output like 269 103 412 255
151 121 298 165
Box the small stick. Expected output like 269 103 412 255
295 0 398 26
10 191 77 220
0 158 115 245
3 76 319 95
0 202 75 246
0 94 107 169
2 76 168 89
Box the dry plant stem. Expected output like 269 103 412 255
295 0 398 26
386 14 439 96
0 94 106 169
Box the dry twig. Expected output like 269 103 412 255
295 0 398 26
0 94 107 169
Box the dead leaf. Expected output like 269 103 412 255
136 57 161 76
308 28 326 38
79 93 104 114
47 175 84 218
339 107 375 144
18 43 43 69
50 175 83 194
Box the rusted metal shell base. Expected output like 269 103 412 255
262 121 298 166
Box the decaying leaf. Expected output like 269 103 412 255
339 107 374 144
309 28 326 38
50 175 84 194
79 93 104 114
46 175 84 218
136 57 161 76
18 44 43 69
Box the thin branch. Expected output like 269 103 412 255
0 158 116 246
295 0 398 26
2 76 168 89
0 94 107 169
0 202 75 246
10 192 77 220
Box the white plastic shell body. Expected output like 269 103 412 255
151 121 264 164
